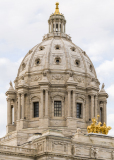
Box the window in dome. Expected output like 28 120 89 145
75 60 80 67
54 101 62 117
82 51 86 55
35 58 41 65
71 47 76 51
55 45 60 50
22 63 26 70
39 46 45 51
76 103 82 118
56 24 58 32
55 57 61 64
90 64 93 72
34 102 39 117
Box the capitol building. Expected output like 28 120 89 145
0 2 114 160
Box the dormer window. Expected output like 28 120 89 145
55 45 60 50
22 63 26 70
75 60 80 67
39 46 45 51
35 58 41 66
90 64 93 72
55 57 61 64
71 47 76 51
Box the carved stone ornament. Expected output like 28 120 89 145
31 75 41 82
112 151 114 160
30 95 41 104
73 75 85 84
91 147 99 159
52 74 64 80
51 92 65 102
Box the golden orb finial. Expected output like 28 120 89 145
54 2 61 15
87 115 111 135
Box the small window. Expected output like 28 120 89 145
75 60 80 67
90 65 93 72
34 102 39 117
71 47 76 51
35 58 40 65
77 103 82 118
55 57 61 64
11 105 14 124
54 101 62 117
22 63 26 70
56 24 58 32
39 46 45 51
55 45 60 50
56 59 59 63
100 107 102 123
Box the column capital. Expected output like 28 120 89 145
7 98 11 102
90 94 95 98
67 89 71 93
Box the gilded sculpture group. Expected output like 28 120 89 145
87 115 111 135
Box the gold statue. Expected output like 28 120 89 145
87 115 111 135
54 2 61 15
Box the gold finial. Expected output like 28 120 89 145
54 2 61 15
87 115 111 135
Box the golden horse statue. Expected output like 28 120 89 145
87 115 111 135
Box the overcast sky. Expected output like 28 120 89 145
0 0 114 137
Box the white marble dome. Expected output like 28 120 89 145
18 38 97 80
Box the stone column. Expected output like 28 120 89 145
58 20 60 32
51 21 53 32
54 21 56 32
68 90 71 117
45 90 48 117
64 23 66 33
91 95 94 119
73 90 76 118
7 98 12 125
18 94 21 120
103 101 107 124
22 93 25 119
61 21 63 33
95 95 98 118
40 90 43 118
85 95 89 121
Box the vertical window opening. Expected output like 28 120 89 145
34 102 39 117
77 103 82 118
100 107 102 123
56 24 58 32
21 105 22 119
53 24 54 31
11 105 14 124
54 101 62 117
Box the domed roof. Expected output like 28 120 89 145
16 2 98 88
18 38 96 78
